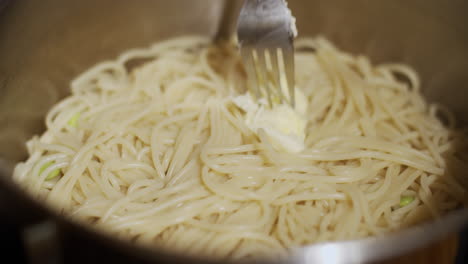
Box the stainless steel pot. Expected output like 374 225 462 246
0 0 467 263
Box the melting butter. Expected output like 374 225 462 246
232 88 308 153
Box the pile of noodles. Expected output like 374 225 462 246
14 36 468 259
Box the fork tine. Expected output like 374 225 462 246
282 46 296 107
237 0 296 108
240 47 260 100
254 49 273 107
268 48 287 104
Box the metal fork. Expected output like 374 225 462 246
237 0 297 107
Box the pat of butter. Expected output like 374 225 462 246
232 89 308 153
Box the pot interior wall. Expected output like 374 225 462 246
1 0 468 165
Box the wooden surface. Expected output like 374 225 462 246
379 235 458 264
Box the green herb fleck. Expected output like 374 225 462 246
39 161 61 180
68 112 81 128
399 196 414 207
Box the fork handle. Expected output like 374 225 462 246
215 0 244 42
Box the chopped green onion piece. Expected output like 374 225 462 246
399 196 414 207
39 161 61 180
68 112 81 128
